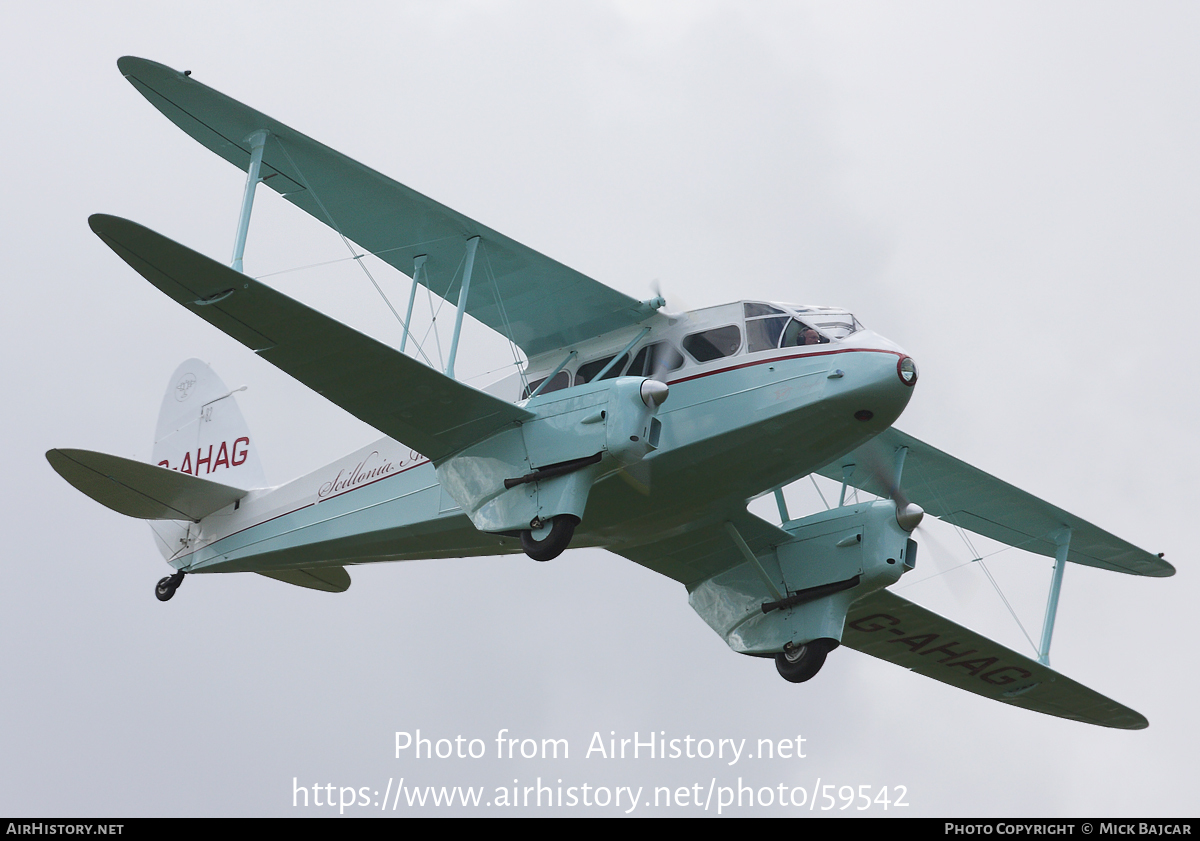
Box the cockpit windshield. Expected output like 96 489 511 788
743 302 862 351
780 318 828 347
801 312 863 340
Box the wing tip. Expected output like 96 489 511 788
1153 554 1176 577
88 213 145 244
1110 713 1149 731
117 55 176 80
87 213 112 235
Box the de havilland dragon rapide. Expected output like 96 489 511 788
49 58 1173 729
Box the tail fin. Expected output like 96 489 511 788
152 359 266 490
148 359 264 561
47 358 268 564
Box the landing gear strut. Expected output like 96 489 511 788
520 515 579 562
155 571 185 602
775 638 838 683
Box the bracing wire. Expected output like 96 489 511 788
479 241 529 394
253 234 465 279
271 138 435 368
415 251 466 373
906 459 1041 655
808 474 831 510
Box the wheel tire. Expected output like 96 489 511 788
774 638 838 683
155 576 177 602
520 515 580 562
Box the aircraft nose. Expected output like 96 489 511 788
839 350 919 429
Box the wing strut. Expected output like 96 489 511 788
400 255 426 353
1037 528 1071 665
230 129 268 272
529 351 578 399
723 521 785 602
773 487 790 522
444 236 479 380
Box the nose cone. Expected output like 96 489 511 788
896 502 924 532
842 345 918 432
640 378 669 409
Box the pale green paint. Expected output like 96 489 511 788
117 56 659 358
62 57 1167 733
89 214 533 465
816 427 1172 577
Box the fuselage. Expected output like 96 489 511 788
170 300 917 582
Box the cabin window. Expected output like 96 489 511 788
743 302 788 318
628 343 685 378
576 353 629 384
522 370 571 399
682 325 742 362
746 316 789 352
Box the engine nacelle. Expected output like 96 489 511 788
688 500 916 655
435 376 666 533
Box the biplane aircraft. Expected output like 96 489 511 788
49 57 1173 730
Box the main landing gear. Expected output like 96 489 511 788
775 638 838 683
521 515 579 562
155 571 185 602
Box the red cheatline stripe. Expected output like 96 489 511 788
666 347 903 385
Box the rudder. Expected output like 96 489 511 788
153 358 266 490
149 359 265 561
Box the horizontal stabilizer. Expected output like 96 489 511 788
257 566 350 593
843 588 1147 729
817 427 1172 577
46 448 245 521
88 214 533 464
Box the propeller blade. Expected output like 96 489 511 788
650 278 692 321
855 439 923 531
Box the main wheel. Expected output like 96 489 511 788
520 515 580 562
774 638 838 683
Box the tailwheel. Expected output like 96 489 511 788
155 571 185 602
774 638 838 683
520 515 580 562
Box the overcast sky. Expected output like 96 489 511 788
3 1 1197 817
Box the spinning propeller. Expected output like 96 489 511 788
650 278 693 323
851 441 985 603
854 440 925 533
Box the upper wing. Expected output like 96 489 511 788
843 588 1147 729
815 427 1172 578
89 214 532 464
117 56 659 359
